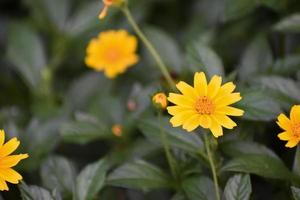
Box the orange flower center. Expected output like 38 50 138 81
292 123 300 138
106 49 121 61
195 96 215 115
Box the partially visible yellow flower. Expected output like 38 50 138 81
0 130 28 191
167 72 244 138
99 0 124 19
277 105 300 148
112 124 122 137
85 30 139 78
153 93 168 109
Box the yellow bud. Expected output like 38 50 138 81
112 124 122 137
152 93 168 109
99 0 125 20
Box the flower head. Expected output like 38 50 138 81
99 0 124 19
112 124 122 137
0 130 28 191
153 92 168 109
277 105 300 148
85 30 139 78
167 72 244 137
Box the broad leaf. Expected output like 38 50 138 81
76 159 109 200
19 183 56 200
222 154 294 181
224 174 252 200
274 14 300 33
291 186 300 200
269 54 300 75
183 176 215 200
138 116 204 154
107 160 171 190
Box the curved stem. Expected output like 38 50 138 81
204 133 220 200
122 6 176 90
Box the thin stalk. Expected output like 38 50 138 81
122 6 176 90
204 133 220 200
158 112 178 183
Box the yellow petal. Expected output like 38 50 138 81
0 154 29 168
209 119 223 138
214 82 236 100
278 131 292 141
194 72 207 96
207 75 222 99
285 139 299 148
0 178 8 191
290 105 300 123
215 93 242 107
212 114 237 129
199 115 212 129
216 106 244 116
0 130 5 147
0 138 20 158
167 106 190 116
176 81 198 100
182 115 200 132
168 93 195 108
170 111 197 127
0 168 22 184
276 114 291 131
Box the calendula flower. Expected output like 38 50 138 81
167 72 244 137
153 93 168 109
0 130 28 191
85 30 139 78
99 0 124 19
112 124 122 137
277 105 300 148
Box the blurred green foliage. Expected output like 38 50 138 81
1 0 300 199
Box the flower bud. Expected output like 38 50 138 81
112 124 122 137
99 0 125 19
152 92 168 109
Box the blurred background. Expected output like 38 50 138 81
1 0 300 199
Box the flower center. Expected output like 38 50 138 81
292 123 300 138
195 96 215 115
106 50 120 61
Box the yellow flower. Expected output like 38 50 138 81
99 0 124 19
0 130 28 191
277 105 300 148
152 93 168 109
112 124 122 137
167 72 244 137
85 30 139 78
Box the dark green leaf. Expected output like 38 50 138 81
291 186 300 200
41 156 76 195
222 154 294 181
138 116 204 154
224 0 257 21
186 40 224 78
19 182 55 200
76 159 109 200
224 174 252 200
269 55 300 75
274 14 300 33
107 160 171 190
183 176 215 200
6 23 46 89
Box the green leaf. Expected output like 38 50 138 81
107 160 171 190
222 154 294 181
183 176 215 200
19 182 56 200
238 35 273 81
237 89 281 121
221 140 280 160
138 116 204 154
60 113 111 145
224 174 252 200
6 23 46 90
186 41 224 78
291 186 300 200
76 159 109 200
145 27 183 73
224 0 257 21
269 54 300 75
274 14 300 33
41 156 76 195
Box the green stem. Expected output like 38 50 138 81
122 6 176 90
158 112 178 182
204 133 220 200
